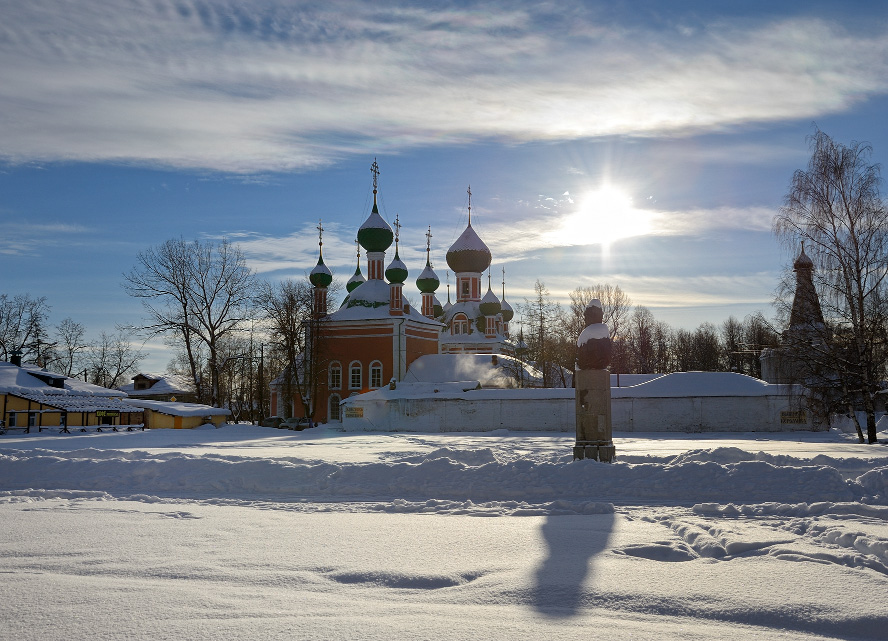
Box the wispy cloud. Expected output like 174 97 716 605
0 219 91 255
1 1 886 172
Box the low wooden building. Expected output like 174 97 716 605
1 361 143 432
121 399 229 429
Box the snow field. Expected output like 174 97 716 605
1 426 887 640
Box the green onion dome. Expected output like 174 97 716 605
500 297 514 323
385 250 408 284
479 285 501 316
446 222 491 274
309 251 333 288
794 244 814 271
416 261 440 293
346 264 365 293
433 295 444 318
357 199 394 253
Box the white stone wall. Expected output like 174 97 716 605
341 392 815 433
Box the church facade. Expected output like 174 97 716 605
270 164 518 423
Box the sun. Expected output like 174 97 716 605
550 186 652 248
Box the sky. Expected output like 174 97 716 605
3 0 888 373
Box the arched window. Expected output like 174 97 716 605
452 313 469 335
329 394 342 422
370 361 383 388
349 361 362 389
329 361 342 389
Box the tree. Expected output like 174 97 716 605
563 284 632 341
124 238 257 405
774 129 888 443
0 293 51 362
51 318 88 376
257 279 312 418
519 280 563 386
86 331 146 388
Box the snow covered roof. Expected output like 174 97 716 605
121 399 230 417
327 279 442 325
404 354 543 388
11 392 138 412
610 372 797 398
0 361 126 398
117 373 194 396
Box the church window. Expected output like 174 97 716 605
461 280 470 299
370 361 383 388
329 362 342 389
349 361 362 389
452 313 469 335
329 394 342 422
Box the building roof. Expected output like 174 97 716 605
0 361 125 398
117 373 194 397
121 399 230 417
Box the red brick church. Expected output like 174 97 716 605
271 161 517 423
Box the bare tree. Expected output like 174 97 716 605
774 129 888 443
519 280 563 386
124 238 257 405
51 318 88 376
564 284 632 340
0 293 51 362
86 331 146 388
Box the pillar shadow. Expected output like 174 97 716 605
531 512 615 618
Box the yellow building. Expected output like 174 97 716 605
1 361 143 433
121 399 230 429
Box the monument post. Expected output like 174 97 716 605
574 300 616 462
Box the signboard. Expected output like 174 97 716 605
96 410 120 418
780 410 806 424
344 407 364 419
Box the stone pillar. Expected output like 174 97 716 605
574 299 615 462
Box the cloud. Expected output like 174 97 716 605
0 220 91 255
1 1 887 172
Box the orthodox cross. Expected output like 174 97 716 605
467 184 472 225
393 214 401 248
425 226 432 262
355 238 361 259
317 219 324 247
370 158 380 192
502 265 506 299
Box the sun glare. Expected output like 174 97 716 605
550 186 652 248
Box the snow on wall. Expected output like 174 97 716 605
340 372 814 433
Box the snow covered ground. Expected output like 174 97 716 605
2 425 888 640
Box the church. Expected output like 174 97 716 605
270 161 519 423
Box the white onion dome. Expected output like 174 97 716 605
416 261 440 293
385 249 408 284
309 250 333 288
346 264 365 293
500 298 514 323
446 223 491 274
357 198 394 252
442 296 452 314
479 285 501 316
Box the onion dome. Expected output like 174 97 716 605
346 264 365 293
794 243 814 270
357 193 393 252
433 295 444 318
479 282 501 317
385 250 408 284
309 222 333 288
416 227 439 293
416 263 439 293
385 214 408 284
446 186 491 274
446 223 491 274
346 242 365 293
500 297 514 323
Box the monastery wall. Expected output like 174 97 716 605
340 388 816 433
